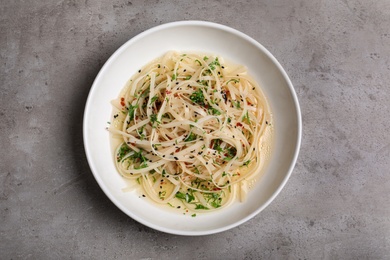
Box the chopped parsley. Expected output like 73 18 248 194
150 95 158 104
130 150 148 169
243 160 251 167
138 125 145 140
128 104 138 121
208 57 220 70
190 89 205 106
175 190 195 203
213 139 223 153
185 132 197 142
204 192 222 208
117 144 131 162
243 111 251 124
209 107 221 115
150 114 160 126
232 100 241 109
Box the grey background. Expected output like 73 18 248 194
1 0 390 259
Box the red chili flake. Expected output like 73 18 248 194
166 90 171 94
236 122 242 127
175 148 180 152
213 187 221 191
120 101 125 106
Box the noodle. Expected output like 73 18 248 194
108 51 271 212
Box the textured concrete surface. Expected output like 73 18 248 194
1 0 390 259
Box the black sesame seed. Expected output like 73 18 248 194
138 70 141 73
174 157 179 160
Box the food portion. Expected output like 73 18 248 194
108 51 272 212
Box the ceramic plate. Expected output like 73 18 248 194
83 21 301 236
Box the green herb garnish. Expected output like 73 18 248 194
208 57 220 70
150 114 160 126
243 111 251 124
195 204 209 210
243 160 251 167
185 132 197 142
209 107 221 116
190 89 205 106
117 143 131 162
128 104 138 121
150 95 158 104
232 100 241 109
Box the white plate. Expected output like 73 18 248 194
83 21 301 236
